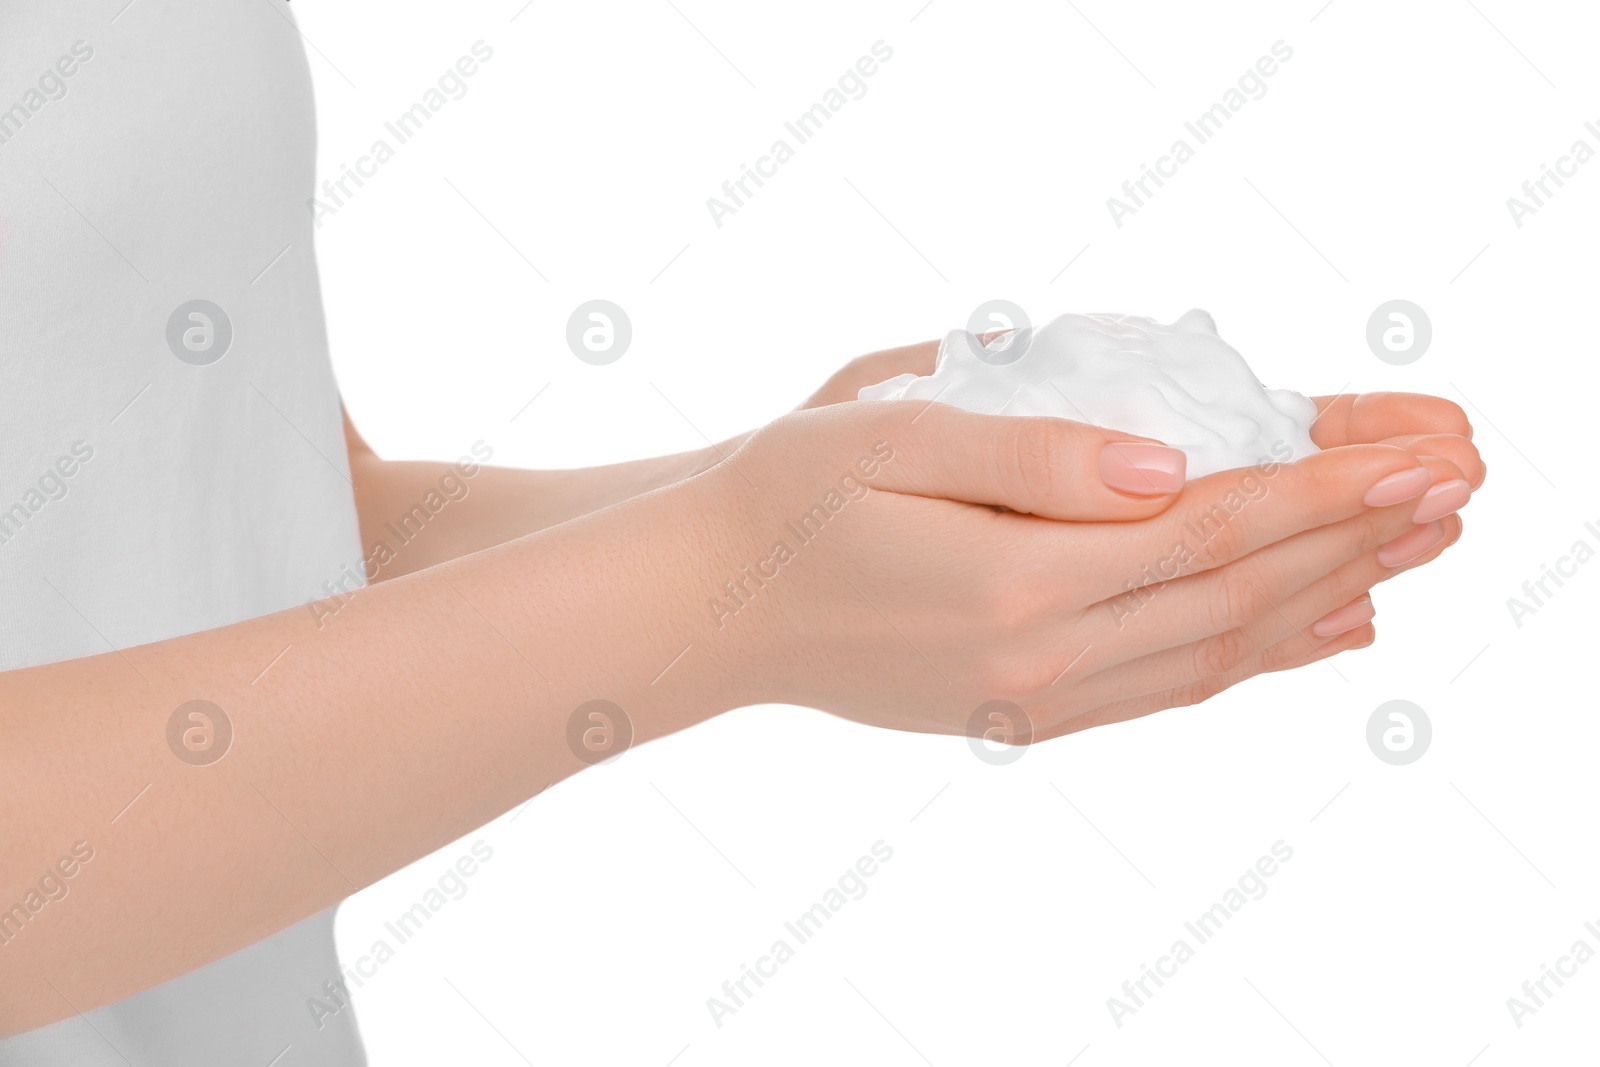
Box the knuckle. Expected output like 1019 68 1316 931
1348 508 1393 555
980 576 1043 642
1195 625 1253 678
1209 563 1270 632
971 610 1082 699
1007 419 1063 511
971 651 1053 704
1258 635 1304 674
1185 507 1248 571
971 666 1018 704
1015 656 1067 697
1323 565 1375 615
1169 675 1229 711
969 650 1019 699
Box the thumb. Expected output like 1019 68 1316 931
860 400 1187 520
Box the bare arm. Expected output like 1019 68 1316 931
0 343 930 1034
342 412 742 580
339 338 941 579
0 469 741 1037
1 366 1480 1037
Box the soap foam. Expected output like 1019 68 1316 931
857 309 1320 479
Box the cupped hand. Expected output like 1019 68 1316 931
801 345 1487 493
797 339 938 409
1312 391 1485 488
696 395 1478 743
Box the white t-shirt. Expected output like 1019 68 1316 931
1 1 367 1062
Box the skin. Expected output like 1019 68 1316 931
0 338 1483 1036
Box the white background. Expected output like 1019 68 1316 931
293 0 1598 1063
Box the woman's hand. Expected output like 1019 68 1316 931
796 338 939 409
1311 390 1486 490
0 377 1479 1033
801 340 1485 485
692 395 1480 743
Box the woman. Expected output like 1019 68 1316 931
0 2 1482 1063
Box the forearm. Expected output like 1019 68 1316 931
349 436 748 580
338 346 927 581
0 471 748 1036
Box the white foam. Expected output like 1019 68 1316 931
857 309 1320 479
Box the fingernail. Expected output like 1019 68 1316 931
1311 596 1375 638
1378 521 1447 567
1100 443 1186 496
1363 468 1431 507
1350 633 1375 649
1411 478 1471 523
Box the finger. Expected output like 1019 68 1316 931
1068 442 1433 602
861 400 1188 521
1235 512 1459 671
1376 432 1486 490
1081 456 1469 665
1311 392 1472 448
1067 514 1461 708
801 340 940 408
1032 623 1376 742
